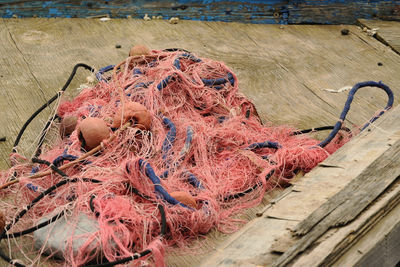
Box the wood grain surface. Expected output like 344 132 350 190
1 18 400 171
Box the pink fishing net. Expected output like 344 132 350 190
0 48 350 266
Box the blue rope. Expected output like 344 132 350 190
52 154 78 167
26 183 40 193
173 53 202 70
125 82 153 94
133 68 142 75
30 166 39 174
134 82 152 89
218 116 226 123
157 53 234 91
157 53 201 90
160 126 194 179
180 126 194 157
247 141 280 150
138 159 190 209
186 172 204 189
95 65 115 81
318 81 394 147
161 117 177 161
156 76 172 91
201 73 234 87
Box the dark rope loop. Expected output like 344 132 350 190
318 81 394 147
13 63 95 154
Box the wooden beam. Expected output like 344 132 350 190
338 205 400 267
1 1 400 25
0 0 290 24
288 1 400 24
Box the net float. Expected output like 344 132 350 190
129 45 150 57
112 101 151 130
77 117 110 150
170 191 198 209
59 116 78 138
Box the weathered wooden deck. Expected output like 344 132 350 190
0 18 400 266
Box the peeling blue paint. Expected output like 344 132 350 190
0 1 399 24
4 9 13 18
42 1 53 8
49 8 61 16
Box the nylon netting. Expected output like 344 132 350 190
0 48 351 266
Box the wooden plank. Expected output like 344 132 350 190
1 1 400 25
293 180 400 266
202 101 400 267
359 19 400 55
336 201 400 267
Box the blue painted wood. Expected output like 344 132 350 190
0 1 399 24
0 0 290 24
288 0 400 24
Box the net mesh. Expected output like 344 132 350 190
0 48 351 266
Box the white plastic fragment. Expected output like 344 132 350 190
99 17 111 22
367 28 379 36
86 75 96 85
34 212 100 260
323 86 352 93
169 17 179 24
143 14 151 21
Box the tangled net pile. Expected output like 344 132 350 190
0 46 392 267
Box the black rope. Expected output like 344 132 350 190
163 48 191 53
223 169 275 201
89 195 100 217
13 63 95 153
126 184 167 236
5 210 65 238
292 125 351 135
31 157 69 178
157 204 166 237
31 157 50 166
84 250 152 267
34 114 59 158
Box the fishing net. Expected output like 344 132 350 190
0 46 391 267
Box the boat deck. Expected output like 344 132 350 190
0 18 400 266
